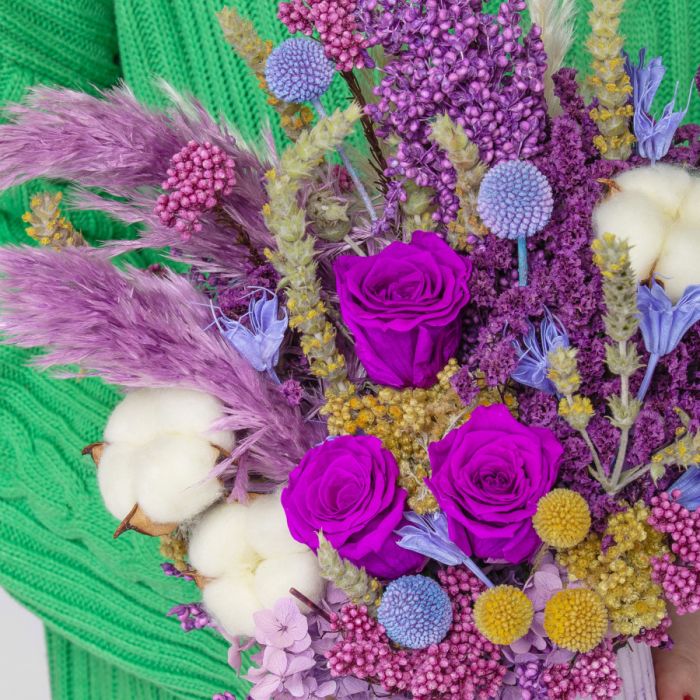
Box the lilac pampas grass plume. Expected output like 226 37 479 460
0 246 320 482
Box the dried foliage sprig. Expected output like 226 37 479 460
429 115 487 249
316 531 382 609
527 0 578 116
22 192 85 249
587 0 635 159
264 104 363 392
217 6 313 140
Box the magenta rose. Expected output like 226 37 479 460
426 404 563 564
335 230 471 388
281 435 425 579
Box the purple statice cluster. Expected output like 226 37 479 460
359 0 547 227
461 68 700 524
278 0 376 71
155 140 236 240
326 567 506 699
649 491 700 615
167 603 212 632
539 640 622 700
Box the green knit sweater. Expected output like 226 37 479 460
0 1 698 698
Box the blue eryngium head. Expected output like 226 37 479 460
670 467 700 511
625 49 692 163
215 290 288 382
511 310 569 394
638 280 700 357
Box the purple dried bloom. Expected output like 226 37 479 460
512 310 569 394
167 603 212 632
0 246 321 482
478 161 553 240
161 563 193 581
281 379 304 407
625 49 692 163
212 693 236 700
450 365 479 407
266 38 335 103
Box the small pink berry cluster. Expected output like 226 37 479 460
540 640 622 699
326 567 506 700
277 0 375 72
155 141 235 240
649 490 700 615
634 615 673 649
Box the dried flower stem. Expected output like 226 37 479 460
264 105 363 392
289 587 332 622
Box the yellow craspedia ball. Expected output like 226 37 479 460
533 489 591 549
543 588 608 652
473 585 534 645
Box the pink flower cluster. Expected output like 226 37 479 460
634 615 673 649
326 567 506 700
540 640 622 700
649 490 700 615
154 140 236 240
277 1 375 71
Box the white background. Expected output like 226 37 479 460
0 587 50 699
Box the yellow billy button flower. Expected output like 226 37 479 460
543 588 608 653
533 489 592 549
473 585 533 645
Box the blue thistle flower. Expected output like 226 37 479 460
377 575 453 649
670 467 700 511
512 309 570 394
214 290 288 382
478 160 553 286
265 37 335 104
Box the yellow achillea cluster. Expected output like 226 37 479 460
586 0 635 159
323 360 515 512
429 115 487 250
474 585 534 645
264 105 363 392
217 6 313 139
558 502 668 636
23 192 85 249
543 588 608 652
160 533 188 572
533 489 591 550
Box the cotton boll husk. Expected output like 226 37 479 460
103 388 234 450
135 435 223 524
97 443 139 519
188 502 259 578
593 191 668 281
677 180 700 228
655 226 700 302
254 551 323 611
202 573 261 637
243 491 308 559
615 164 693 218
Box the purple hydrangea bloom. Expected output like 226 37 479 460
477 160 553 240
625 49 692 163
214 290 288 382
636 280 700 400
265 38 335 103
512 310 569 394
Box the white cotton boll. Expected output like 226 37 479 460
255 551 323 612
96 443 139 520
202 573 261 637
615 164 693 218
135 435 223 524
244 492 308 559
655 226 700 303
677 179 700 229
103 388 234 450
593 192 668 281
188 502 260 578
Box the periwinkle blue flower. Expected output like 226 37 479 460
215 290 288 382
625 49 692 164
636 280 700 401
670 467 700 511
265 37 335 103
511 310 569 394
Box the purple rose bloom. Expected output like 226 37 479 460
335 231 472 388
281 435 425 579
426 405 563 564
